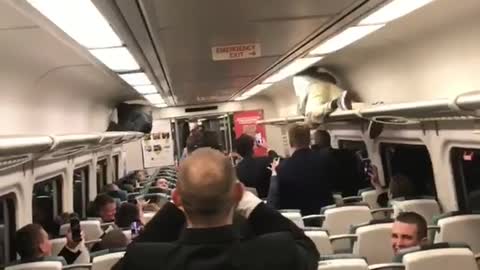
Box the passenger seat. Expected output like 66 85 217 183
390 197 441 224
5 261 63 270
303 204 373 252
394 243 477 270
432 212 480 253
317 258 368 270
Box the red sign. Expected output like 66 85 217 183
234 110 267 157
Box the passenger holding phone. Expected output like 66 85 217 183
14 223 86 265
369 165 417 207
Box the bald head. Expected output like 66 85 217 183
175 148 241 225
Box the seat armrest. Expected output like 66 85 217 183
343 196 362 203
369 263 405 270
329 234 357 243
371 208 394 215
85 239 102 245
302 214 325 221
62 263 93 270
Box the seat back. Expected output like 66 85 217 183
403 248 477 270
122 230 132 242
435 214 480 253
60 220 103 241
91 252 125 270
6 261 63 270
304 230 333 255
392 199 440 224
317 258 368 270
360 190 380 209
323 206 372 252
280 210 304 228
50 238 67 256
143 212 156 224
353 222 394 264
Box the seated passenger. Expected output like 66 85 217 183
15 224 84 265
115 148 319 270
91 229 128 252
268 124 334 216
369 165 417 207
115 202 144 229
392 212 428 254
234 134 272 198
104 184 128 202
93 194 117 223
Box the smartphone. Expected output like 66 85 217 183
130 221 141 236
70 217 82 242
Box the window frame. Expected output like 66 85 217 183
112 154 119 182
379 142 437 197
96 158 108 193
450 147 480 211
32 175 63 236
0 193 16 266
73 165 90 219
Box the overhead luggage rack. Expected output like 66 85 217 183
0 135 53 172
259 91 480 126
39 134 102 161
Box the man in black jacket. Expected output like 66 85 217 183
235 134 272 198
15 223 84 265
268 124 334 216
117 148 319 270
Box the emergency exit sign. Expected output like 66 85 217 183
212 43 261 61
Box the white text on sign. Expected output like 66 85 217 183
211 43 261 61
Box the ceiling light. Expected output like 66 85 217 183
120 72 151 86
359 0 434 25
134 85 157 94
89 47 139 72
27 0 122 49
263 57 323 83
153 103 168 108
234 96 249 101
309 25 384 55
143 94 164 104
242 84 272 97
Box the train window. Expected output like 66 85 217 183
112 155 119 182
33 176 62 237
0 194 16 266
451 148 480 211
96 159 108 193
73 166 89 219
338 140 368 157
380 143 436 197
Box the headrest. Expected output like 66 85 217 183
394 242 472 262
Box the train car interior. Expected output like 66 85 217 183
0 0 480 269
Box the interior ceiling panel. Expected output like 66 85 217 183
0 1 36 29
119 0 364 105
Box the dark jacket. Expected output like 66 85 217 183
116 203 318 270
236 156 272 198
273 148 334 216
